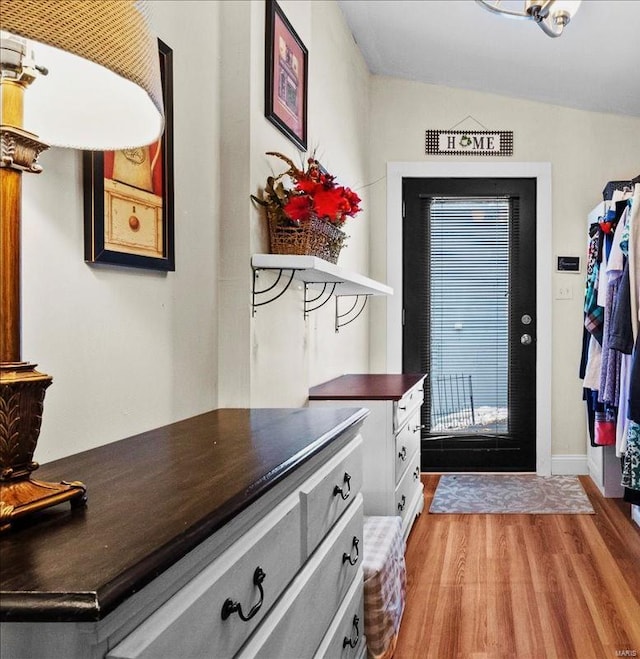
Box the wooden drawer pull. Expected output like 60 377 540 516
398 494 406 513
342 536 360 566
398 446 407 461
343 614 360 649
221 566 266 622
333 472 352 500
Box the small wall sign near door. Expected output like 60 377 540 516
557 256 581 273
425 130 513 157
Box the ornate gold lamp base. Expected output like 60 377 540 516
0 363 87 532
0 478 87 533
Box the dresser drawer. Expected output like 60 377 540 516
395 448 421 526
394 410 420 484
107 493 302 659
237 495 364 659
300 435 363 557
313 565 365 659
393 384 424 432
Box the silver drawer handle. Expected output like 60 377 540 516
398 404 407 411
221 566 266 622
398 446 407 461
343 614 360 649
342 536 360 566
333 472 352 500
398 495 406 513
413 466 420 481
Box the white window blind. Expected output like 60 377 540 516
428 196 510 434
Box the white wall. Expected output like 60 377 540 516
367 75 640 460
24 1 221 463
23 0 372 464
219 0 373 408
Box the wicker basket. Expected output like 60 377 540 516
267 209 346 264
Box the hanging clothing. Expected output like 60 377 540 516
622 421 640 491
603 180 634 200
629 184 640 338
583 336 602 390
629 331 640 424
617 355 631 455
595 403 617 447
599 210 628 406
609 264 634 354
598 279 622 406
621 186 640 492
625 486 640 505
584 225 604 344
582 181 640 493
606 205 636 456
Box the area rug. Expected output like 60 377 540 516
429 474 595 514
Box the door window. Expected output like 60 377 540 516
429 196 509 435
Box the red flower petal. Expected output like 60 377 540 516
283 195 312 222
313 187 345 220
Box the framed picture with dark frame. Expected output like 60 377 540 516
264 0 308 151
83 38 175 271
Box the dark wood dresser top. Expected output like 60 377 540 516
309 374 426 401
0 407 367 622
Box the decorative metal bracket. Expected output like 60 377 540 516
251 263 373 331
251 268 296 316
304 282 337 317
335 295 370 332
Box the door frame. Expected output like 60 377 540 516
386 162 552 476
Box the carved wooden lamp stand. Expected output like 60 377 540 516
0 0 165 531
0 51 85 530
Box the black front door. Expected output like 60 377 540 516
403 178 537 472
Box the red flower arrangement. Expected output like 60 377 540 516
254 152 361 228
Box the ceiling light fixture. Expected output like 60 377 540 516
476 0 582 38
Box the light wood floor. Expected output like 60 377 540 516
394 475 640 659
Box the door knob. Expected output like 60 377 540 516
521 334 533 345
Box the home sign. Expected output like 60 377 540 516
425 130 513 157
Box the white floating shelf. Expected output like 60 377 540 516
251 254 393 297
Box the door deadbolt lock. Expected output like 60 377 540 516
521 314 532 325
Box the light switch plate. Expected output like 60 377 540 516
556 285 573 300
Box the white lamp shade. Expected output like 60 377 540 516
0 0 164 150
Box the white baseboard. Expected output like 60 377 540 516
551 454 589 475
